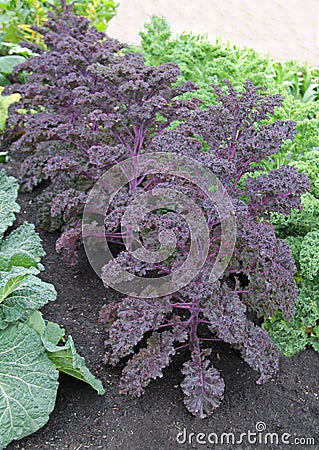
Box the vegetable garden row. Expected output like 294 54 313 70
0 2 319 448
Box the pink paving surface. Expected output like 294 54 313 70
107 0 319 64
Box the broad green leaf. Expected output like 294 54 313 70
0 74 10 86
44 319 65 345
25 309 45 336
0 323 59 449
46 335 105 395
0 266 38 303
1 42 34 57
26 314 104 394
0 222 45 270
0 170 20 241
0 275 56 323
0 55 25 75
27 311 65 345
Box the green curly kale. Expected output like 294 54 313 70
137 16 319 102
261 98 319 170
265 193 319 355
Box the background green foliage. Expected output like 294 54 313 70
0 32 32 86
137 16 319 102
0 0 119 44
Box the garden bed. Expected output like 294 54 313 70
4 163 319 450
1 8 319 448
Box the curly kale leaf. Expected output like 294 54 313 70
98 80 308 417
181 349 225 418
264 280 319 356
1 9 199 266
0 274 56 327
290 150 319 198
202 285 280 383
299 230 319 280
239 323 279 383
101 296 173 364
246 166 310 218
201 285 247 345
119 331 177 397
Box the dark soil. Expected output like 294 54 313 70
3 163 319 450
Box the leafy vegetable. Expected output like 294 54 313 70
0 222 44 269
1 5 200 263
0 169 20 239
0 170 104 449
181 350 225 418
135 16 319 171
0 323 59 449
97 80 308 417
259 95 319 171
2 9 309 418
136 16 319 360
27 311 105 394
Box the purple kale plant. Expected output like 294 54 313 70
98 81 309 417
1 4 199 264
1 7 311 417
